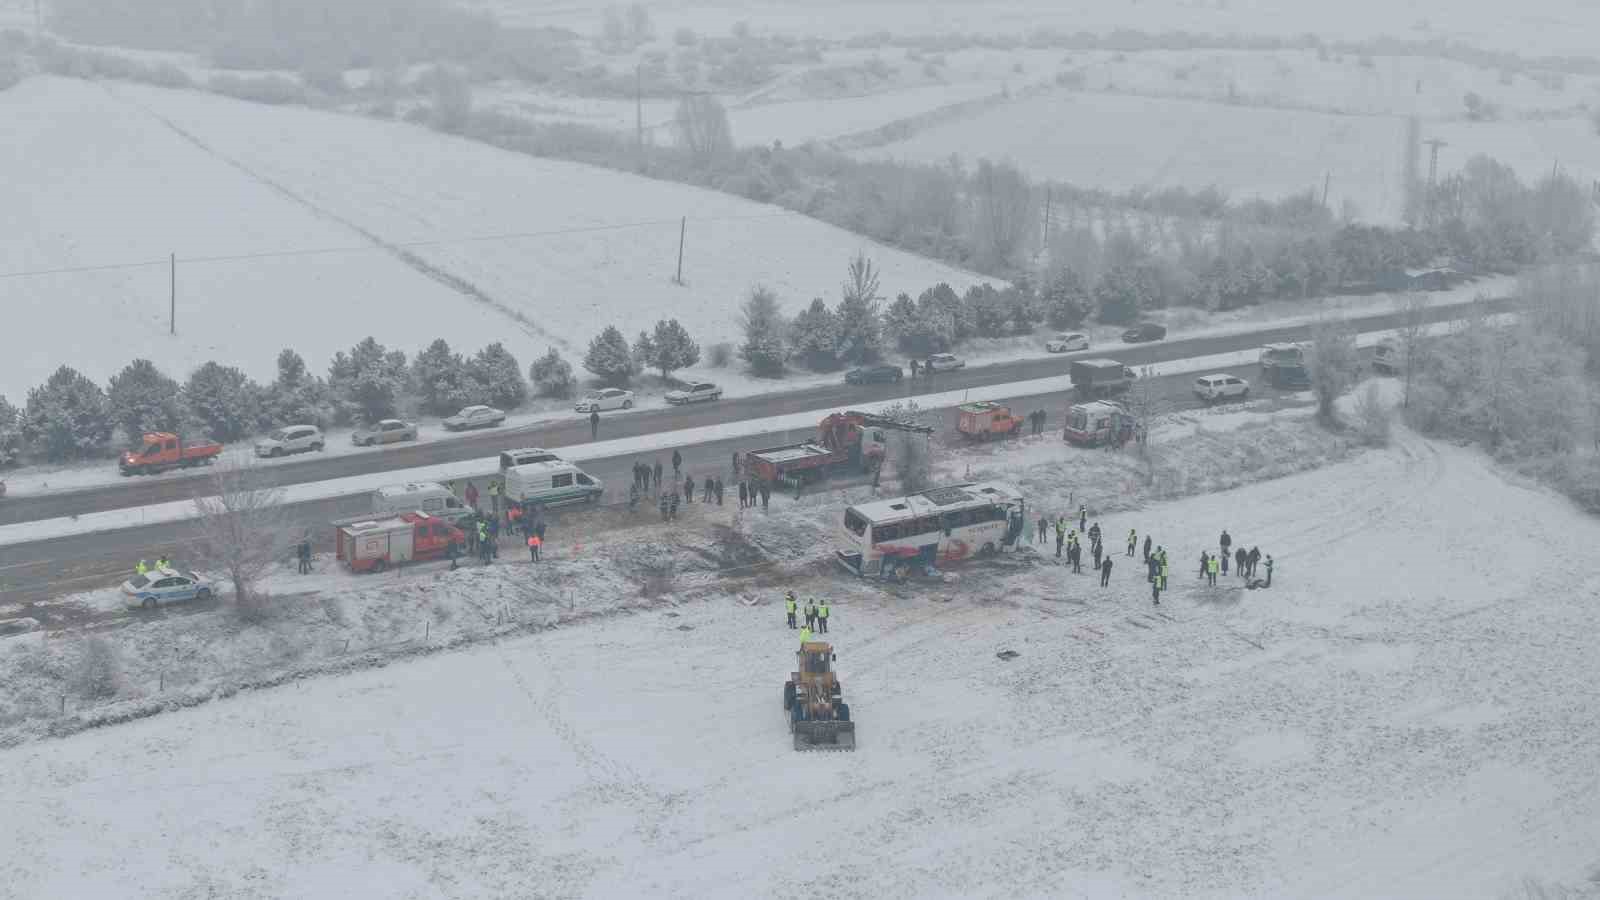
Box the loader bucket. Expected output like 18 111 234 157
793 720 856 751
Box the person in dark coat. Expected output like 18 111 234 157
653 459 663 492
715 477 724 505
1236 547 1248 577
672 449 682 477
1199 551 1209 579
659 493 670 520
739 481 749 508
1220 545 1229 575
1142 535 1152 563
1100 556 1113 587
684 475 695 503
669 492 680 519
760 483 770 510
703 477 713 502
1091 539 1103 571
1247 546 1261 578
1147 553 1159 582
589 409 600 439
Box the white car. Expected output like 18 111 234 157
1193 374 1251 403
924 353 966 372
123 568 214 610
1046 332 1090 353
665 382 723 405
442 405 506 431
255 424 324 457
574 388 635 413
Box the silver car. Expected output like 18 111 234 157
254 424 324 457
352 418 419 446
442 405 506 431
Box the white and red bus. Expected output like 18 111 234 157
836 482 1027 581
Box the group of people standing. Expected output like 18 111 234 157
784 590 833 644
625 451 774 517
1030 504 1276 606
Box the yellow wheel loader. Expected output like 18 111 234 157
783 641 856 751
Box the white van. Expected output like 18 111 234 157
372 482 472 523
499 447 562 472
503 460 603 507
1193 373 1251 403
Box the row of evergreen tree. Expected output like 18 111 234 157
0 337 576 464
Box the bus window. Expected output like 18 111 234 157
844 509 868 536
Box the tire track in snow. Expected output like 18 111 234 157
100 85 567 351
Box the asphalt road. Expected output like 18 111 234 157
0 352 1327 609
0 295 1511 530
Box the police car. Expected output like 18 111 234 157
122 568 215 610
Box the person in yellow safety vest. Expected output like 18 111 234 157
1127 529 1137 557
817 601 830 633
156 555 170 570
488 480 501 518
135 559 149 576
1206 554 1219 586
784 591 797 629
798 625 813 645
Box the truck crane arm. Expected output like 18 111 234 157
834 411 935 435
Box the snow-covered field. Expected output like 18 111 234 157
508 0 1600 58
0 76 985 401
4 405 1598 896
862 88 1597 224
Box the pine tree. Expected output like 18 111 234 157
965 283 1009 337
264 349 333 428
329 337 407 423
790 298 841 370
737 285 787 376
0 394 23 466
584 326 637 383
1042 267 1091 329
883 292 918 351
185 362 262 441
650 318 701 378
835 253 884 364
631 330 657 376
22 365 113 460
467 343 526 409
529 348 576 398
411 339 470 415
106 358 184 441
1094 265 1157 324
1002 284 1040 335
923 282 969 341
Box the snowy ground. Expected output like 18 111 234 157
0 75 984 401
3 386 1598 896
862 87 1597 224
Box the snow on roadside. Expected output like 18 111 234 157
4 412 1598 896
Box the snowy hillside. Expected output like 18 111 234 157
0 76 986 400
3 425 1597 897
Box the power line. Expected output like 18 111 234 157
0 210 799 280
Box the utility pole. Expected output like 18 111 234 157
674 217 686 286
169 253 176 335
1423 138 1447 225
1321 172 1331 209
1041 185 1052 252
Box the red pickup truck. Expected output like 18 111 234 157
119 432 224 476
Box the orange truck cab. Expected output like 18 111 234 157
335 512 464 573
119 432 224 476
956 401 1025 440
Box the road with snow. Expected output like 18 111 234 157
0 296 1510 529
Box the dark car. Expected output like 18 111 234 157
845 364 904 385
1121 322 1168 343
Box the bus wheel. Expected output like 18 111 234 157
980 542 997 558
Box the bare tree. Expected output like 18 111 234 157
876 400 933 493
1308 319 1361 427
674 94 733 164
970 159 1034 269
1395 292 1431 408
1124 365 1170 483
191 459 288 621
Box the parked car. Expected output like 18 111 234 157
442 405 506 431
1046 332 1090 353
1193 373 1250 403
574 388 634 413
1121 322 1168 343
844 364 903 385
665 382 723 404
352 419 418 446
924 353 966 372
254 424 323 457
123 568 214 610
